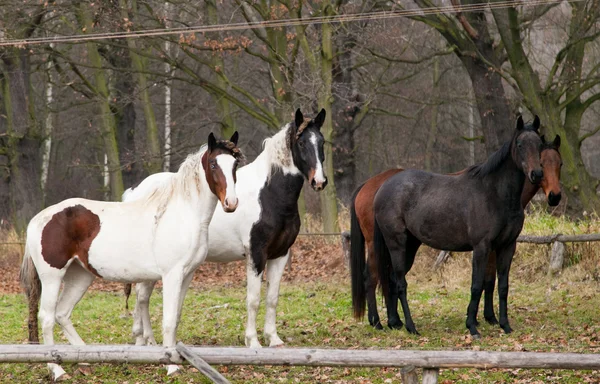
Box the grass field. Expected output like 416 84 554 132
0 209 599 383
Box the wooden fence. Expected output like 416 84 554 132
2 344 599 383
339 231 600 274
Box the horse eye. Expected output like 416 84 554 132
298 141 304 148
210 163 216 170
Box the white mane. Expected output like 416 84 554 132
261 123 299 178
144 144 209 223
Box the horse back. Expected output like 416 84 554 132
354 168 404 245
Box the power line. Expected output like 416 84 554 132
0 0 582 47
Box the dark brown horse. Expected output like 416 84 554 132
355 116 544 337
351 133 561 330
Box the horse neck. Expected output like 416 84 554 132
520 179 540 208
484 154 526 208
172 163 218 216
256 125 301 178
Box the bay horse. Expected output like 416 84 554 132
19 132 241 380
351 133 561 330
123 109 327 350
371 116 543 337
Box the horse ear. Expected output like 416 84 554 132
532 115 541 132
208 132 217 151
295 109 304 129
516 116 524 131
313 108 326 129
554 134 561 148
230 131 239 146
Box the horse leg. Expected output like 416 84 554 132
164 272 195 376
396 235 421 335
378 225 408 331
466 243 491 338
483 251 499 325
160 269 187 375
496 242 517 334
133 281 157 346
55 263 95 345
386 270 403 330
245 254 264 348
365 243 383 330
264 252 288 347
38 272 68 381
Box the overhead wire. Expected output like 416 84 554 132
0 0 585 47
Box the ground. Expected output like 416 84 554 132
0 225 599 383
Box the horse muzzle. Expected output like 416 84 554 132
547 191 561 206
311 177 328 192
222 197 239 212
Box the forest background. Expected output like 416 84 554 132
1 0 600 234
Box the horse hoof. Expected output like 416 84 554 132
166 364 181 376
373 322 384 331
268 336 284 348
55 373 71 382
485 317 499 325
388 320 404 330
406 326 420 335
471 333 481 340
245 337 262 348
501 325 513 334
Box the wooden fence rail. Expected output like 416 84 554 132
340 231 600 274
2 344 600 370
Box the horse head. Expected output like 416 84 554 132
540 134 562 206
513 115 543 185
290 108 328 191
202 132 243 212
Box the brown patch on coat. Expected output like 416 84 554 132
41 205 102 277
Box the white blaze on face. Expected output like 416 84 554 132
215 154 237 207
310 132 326 184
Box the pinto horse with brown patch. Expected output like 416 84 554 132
353 116 549 337
351 133 561 330
122 109 328 352
20 133 241 381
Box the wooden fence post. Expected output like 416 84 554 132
401 365 418 384
341 231 351 269
422 368 439 384
548 241 565 275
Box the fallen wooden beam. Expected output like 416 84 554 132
1 345 600 370
176 343 230 384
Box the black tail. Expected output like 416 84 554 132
350 184 367 320
374 216 392 304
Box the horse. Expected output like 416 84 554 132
371 116 543 337
122 108 328 349
19 132 242 381
351 132 562 330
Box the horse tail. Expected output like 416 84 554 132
350 184 367 320
124 283 132 311
19 243 41 343
374 216 391 303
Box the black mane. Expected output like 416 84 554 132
467 122 537 179
214 139 245 162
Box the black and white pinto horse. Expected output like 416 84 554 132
123 109 328 349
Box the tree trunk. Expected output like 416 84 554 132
425 54 440 172
0 50 43 231
318 2 340 233
77 4 123 201
206 0 237 138
332 31 360 203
